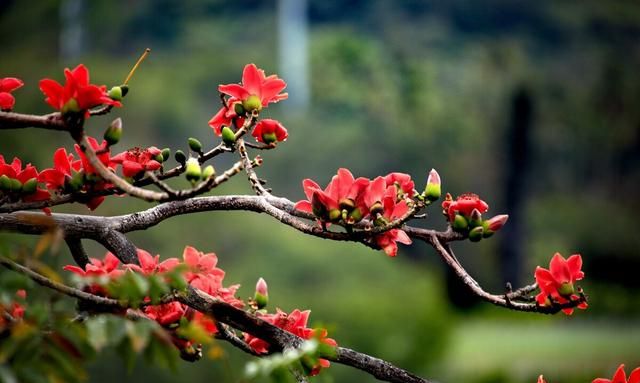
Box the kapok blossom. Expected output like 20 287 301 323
110 146 162 178
74 136 112 176
0 290 26 328
251 119 288 144
39 64 121 116
219 63 288 111
208 97 245 135
144 301 187 326
442 192 489 222
384 172 415 199
534 253 587 315
593 365 640 383
538 376 546 383
245 308 337 375
63 253 124 295
0 77 24 111
0 155 50 203
124 248 180 275
295 168 370 224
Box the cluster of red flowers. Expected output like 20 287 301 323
63 246 335 373
534 252 587 315
295 168 417 256
209 64 289 145
0 155 51 205
442 192 508 242
539 364 640 383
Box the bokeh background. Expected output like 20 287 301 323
1 0 640 382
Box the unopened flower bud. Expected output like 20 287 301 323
161 148 171 162
329 208 342 222
424 169 441 201
261 132 277 144
21 178 38 195
242 95 262 113
188 137 203 154
221 126 236 146
174 150 187 165
558 282 574 297
469 208 483 227
234 102 245 116
104 118 123 146
452 214 468 231
66 171 84 192
348 207 364 223
185 158 201 184
0 175 10 191
108 86 123 101
202 165 215 179
468 226 484 242
254 277 268 309
486 214 509 232
9 178 22 193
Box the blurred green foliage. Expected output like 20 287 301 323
1 0 640 382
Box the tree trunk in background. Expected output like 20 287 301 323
278 0 309 111
60 0 84 62
500 86 534 288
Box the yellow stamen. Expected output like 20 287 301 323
123 48 151 85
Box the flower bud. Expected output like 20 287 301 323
452 214 468 231
108 86 123 101
21 178 38 195
221 126 236 146
104 118 123 146
233 102 245 116
254 277 268 309
66 171 84 192
185 158 201 184
424 168 441 201
468 226 484 242
0 175 10 191
161 148 171 162
202 165 215 179
486 214 509 232
558 282 574 297
9 178 22 193
188 137 203 154
261 132 277 144
329 208 342 222
348 208 364 224
242 95 262 113
468 208 483 227
174 150 187 165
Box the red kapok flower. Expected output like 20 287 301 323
0 290 26 328
110 146 162 178
442 192 489 222
144 301 187 326
63 252 124 295
219 64 288 112
534 253 587 315
39 64 121 116
593 365 640 383
182 245 225 283
0 155 51 203
125 248 180 275
0 77 24 111
294 168 369 224
252 119 288 144
384 172 415 198
538 376 547 383
39 148 82 190
245 308 336 375
74 136 112 175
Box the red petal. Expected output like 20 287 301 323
549 253 571 283
302 179 322 201
0 77 24 92
294 200 313 213
241 64 262 96
627 368 640 383
218 84 249 100
70 64 90 87
0 92 15 110
612 365 627 383
566 254 584 281
260 78 287 105
39 79 65 110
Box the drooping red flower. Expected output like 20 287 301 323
252 119 288 144
0 77 24 111
39 64 121 116
74 136 111 175
442 193 489 222
593 365 640 383
245 308 337 375
219 64 288 110
208 97 245 136
374 190 412 257
39 148 82 190
124 249 180 275
294 168 369 224
534 253 587 315
110 146 162 178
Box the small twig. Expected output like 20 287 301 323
215 322 262 357
244 142 276 150
65 238 90 268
